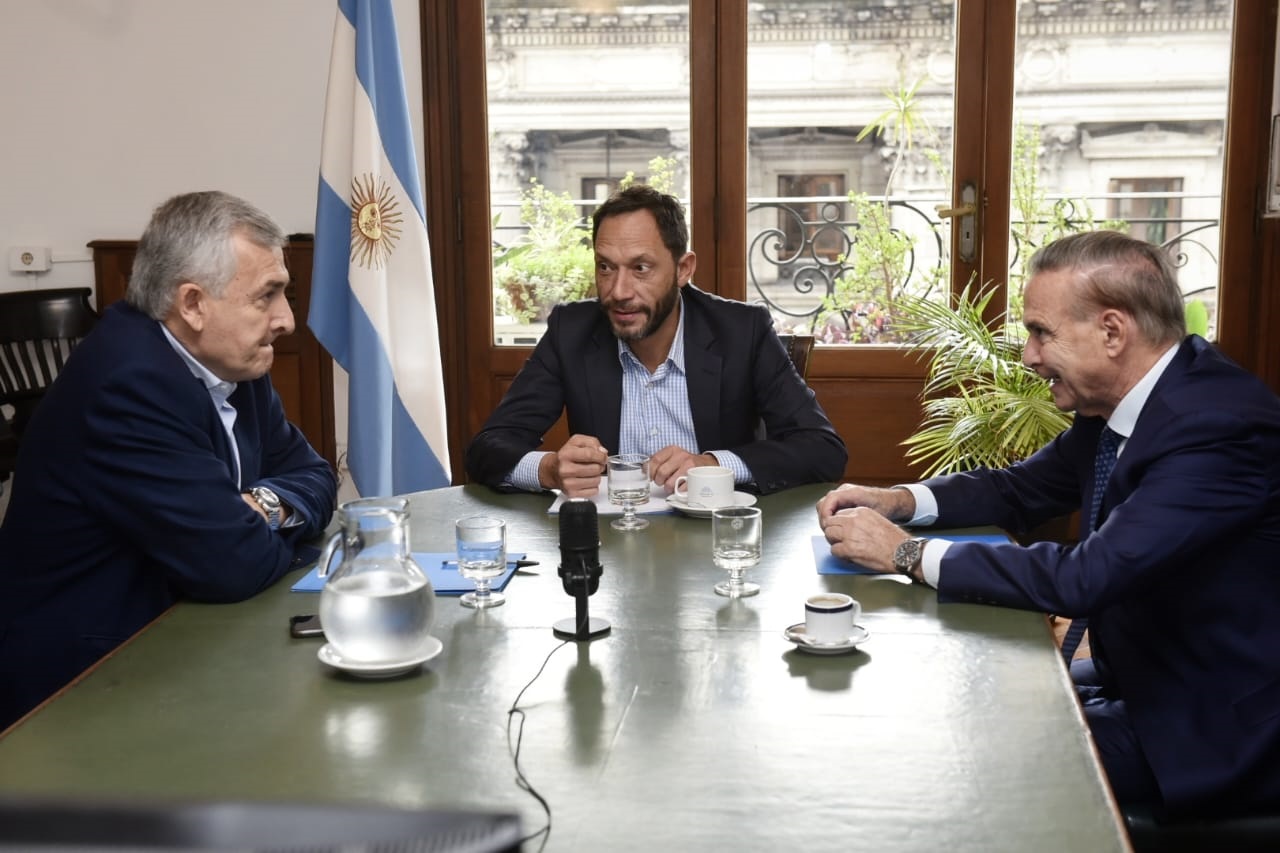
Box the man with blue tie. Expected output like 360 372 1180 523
0 191 337 730
816 230 1280 819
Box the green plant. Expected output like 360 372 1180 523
1185 298 1210 337
888 121 1134 475
822 109 1131 345
820 193 944 343
492 178 595 324
855 76 935 197
1007 121 1127 320
493 157 682 324
895 281 1072 476
818 76 945 342
619 155 680 195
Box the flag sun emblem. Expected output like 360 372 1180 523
349 174 403 269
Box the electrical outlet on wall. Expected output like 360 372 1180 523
8 247 52 272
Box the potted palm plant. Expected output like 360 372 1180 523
894 281 1072 477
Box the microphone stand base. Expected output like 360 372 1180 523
553 616 611 641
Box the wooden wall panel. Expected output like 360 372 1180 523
812 378 929 486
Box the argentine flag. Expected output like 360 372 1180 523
310 0 451 497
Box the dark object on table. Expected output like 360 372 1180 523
0 795 522 852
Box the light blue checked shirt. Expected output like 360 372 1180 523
509 296 750 490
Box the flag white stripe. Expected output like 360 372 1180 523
311 0 450 496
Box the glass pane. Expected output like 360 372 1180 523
1008 2 1234 339
747 4 958 345
484 2 691 346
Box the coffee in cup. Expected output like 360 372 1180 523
674 465 734 509
804 593 860 644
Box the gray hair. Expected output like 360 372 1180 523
1028 230 1187 346
126 191 286 320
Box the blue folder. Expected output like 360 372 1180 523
812 534 1009 575
291 551 525 595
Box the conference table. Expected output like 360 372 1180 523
0 484 1130 851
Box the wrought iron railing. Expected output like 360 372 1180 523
743 194 1221 341
489 193 1222 343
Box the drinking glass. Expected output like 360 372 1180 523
712 506 762 597
607 453 651 531
455 515 507 609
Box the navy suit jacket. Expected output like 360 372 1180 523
923 336 1280 815
465 285 847 492
0 303 337 727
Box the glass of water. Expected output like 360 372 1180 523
455 515 507 609
712 506 762 597
607 453 651 531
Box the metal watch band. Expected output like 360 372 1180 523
250 487 282 529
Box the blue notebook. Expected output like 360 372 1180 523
291 551 525 595
812 534 1009 575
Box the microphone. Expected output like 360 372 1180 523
558 498 602 595
553 499 611 641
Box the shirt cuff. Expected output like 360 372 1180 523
708 450 752 487
920 538 951 588
507 451 551 492
899 483 939 525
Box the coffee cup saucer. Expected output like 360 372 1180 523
783 622 869 655
666 491 758 519
317 636 444 678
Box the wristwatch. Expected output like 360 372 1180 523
893 537 928 584
250 486 283 529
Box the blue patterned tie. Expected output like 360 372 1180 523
1061 426 1122 663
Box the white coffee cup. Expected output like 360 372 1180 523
674 465 735 508
804 593 860 644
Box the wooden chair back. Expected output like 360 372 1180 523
777 333 816 380
0 287 98 435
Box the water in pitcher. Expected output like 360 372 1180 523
319 566 434 662
316 497 436 663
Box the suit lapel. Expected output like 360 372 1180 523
1098 337 1196 523
126 304 245 487
584 320 623 451
680 292 723 447
230 386 259 485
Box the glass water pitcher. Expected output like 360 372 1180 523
316 497 435 663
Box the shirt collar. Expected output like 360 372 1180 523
617 291 686 373
160 322 237 403
1106 341 1180 439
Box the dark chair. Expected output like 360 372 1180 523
0 287 98 481
777 333 816 380
754 334 817 444
1124 803 1280 853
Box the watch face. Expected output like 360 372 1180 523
253 487 281 509
894 539 922 571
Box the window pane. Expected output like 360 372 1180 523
484 3 691 346
747 5 958 345
1008 2 1233 339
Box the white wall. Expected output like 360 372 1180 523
0 0 424 295
1 1 425 498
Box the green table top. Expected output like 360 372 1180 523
0 484 1129 852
